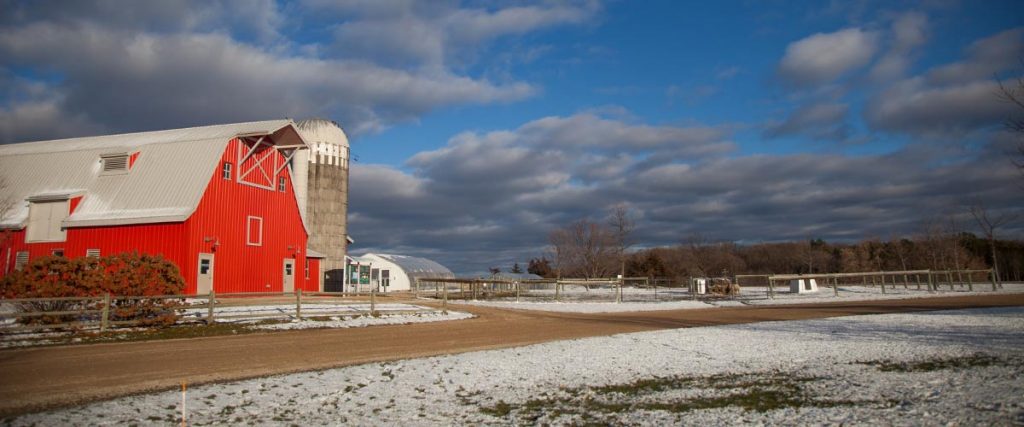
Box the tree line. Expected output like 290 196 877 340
527 208 1023 283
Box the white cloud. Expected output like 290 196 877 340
779 28 879 87
926 28 1024 85
0 19 535 142
869 11 929 81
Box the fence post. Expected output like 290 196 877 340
915 274 921 290
515 281 520 303
100 293 111 332
880 274 886 294
616 278 622 304
207 290 215 324
370 285 377 316
442 282 448 314
967 270 974 291
768 278 775 300
295 289 302 321
832 276 839 297
990 269 997 292
927 271 935 293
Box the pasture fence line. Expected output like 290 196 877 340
764 268 996 299
0 290 435 334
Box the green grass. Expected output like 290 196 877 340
856 354 1010 372
479 372 880 423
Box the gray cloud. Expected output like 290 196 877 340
863 27 1024 137
764 102 850 141
778 28 879 87
309 0 600 68
349 112 1022 273
0 0 599 143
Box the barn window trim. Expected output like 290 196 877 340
246 216 263 246
25 196 70 243
222 162 232 180
278 176 287 192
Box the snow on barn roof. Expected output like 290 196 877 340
0 119 305 228
358 253 455 279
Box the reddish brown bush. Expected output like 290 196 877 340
0 252 185 327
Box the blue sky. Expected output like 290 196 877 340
1 0 1022 272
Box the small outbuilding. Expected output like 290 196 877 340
354 253 454 293
789 278 819 294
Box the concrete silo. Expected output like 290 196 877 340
294 118 350 291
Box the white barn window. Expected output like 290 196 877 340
26 200 68 243
246 216 263 246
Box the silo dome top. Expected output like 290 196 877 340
296 118 349 148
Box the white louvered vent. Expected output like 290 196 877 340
14 252 29 271
86 249 101 258
101 153 129 174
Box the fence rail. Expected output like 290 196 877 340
0 287 440 334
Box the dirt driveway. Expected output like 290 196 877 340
1 293 1021 417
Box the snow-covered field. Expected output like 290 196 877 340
10 306 1023 425
457 283 1024 313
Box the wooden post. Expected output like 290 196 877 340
832 276 839 297
946 271 954 291
967 270 974 291
956 270 964 288
100 292 111 332
370 285 377 316
870 274 877 287
768 278 774 300
295 289 302 321
515 281 521 303
555 281 561 301
207 290 215 324
442 283 448 314
690 277 696 301
927 272 935 293
862 275 867 287
903 273 909 289
915 274 921 290
616 278 622 304
990 269 998 292
880 274 886 294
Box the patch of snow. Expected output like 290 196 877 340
253 311 474 331
13 307 1024 425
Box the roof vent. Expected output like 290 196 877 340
100 153 129 174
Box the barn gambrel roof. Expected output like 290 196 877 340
0 119 307 228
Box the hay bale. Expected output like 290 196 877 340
708 278 741 296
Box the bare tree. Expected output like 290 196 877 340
970 201 1016 286
997 74 1024 178
548 228 572 280
608 203 635 279
0 178 14 246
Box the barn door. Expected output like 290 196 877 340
283 259 295 293
196 253 214 294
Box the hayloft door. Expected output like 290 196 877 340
283 259 295 292
197 253 214 294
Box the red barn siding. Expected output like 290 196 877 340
182 138 309 293
0 137 312 294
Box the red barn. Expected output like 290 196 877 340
0 120 321 294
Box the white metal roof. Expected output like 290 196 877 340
357 253 455 279
0 119 305 228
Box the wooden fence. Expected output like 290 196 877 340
0 288 437 334
764 269 997 299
